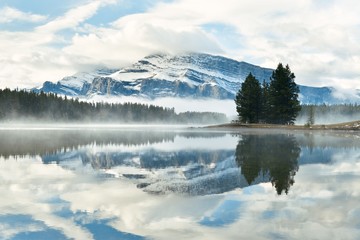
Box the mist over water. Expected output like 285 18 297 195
87 96 237 117
296 104 360 125
0 128 360 239
296 112 360 125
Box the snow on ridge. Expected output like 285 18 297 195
60 72 103 90
36 52 355 104
59 68 119 90
57 52 260 92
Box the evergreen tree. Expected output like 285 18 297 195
0 89 226 124
306 105 315 126
268 63 301 124
235 73 262 123
260 80 270 123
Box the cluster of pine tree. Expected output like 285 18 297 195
0 89 227 124
235 63 301 125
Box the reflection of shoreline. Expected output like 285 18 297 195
1 129 359 196
1 129 359 159
206 120 360 131
0 130 227 158
40 132 355 195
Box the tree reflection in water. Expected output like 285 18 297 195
235 134 301 195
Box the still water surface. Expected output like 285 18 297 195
0 127 360 240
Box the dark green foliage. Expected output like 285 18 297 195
235 63 301 124
235 73 263 123
0 89 227 124
260 80 270 123
268 63 301 124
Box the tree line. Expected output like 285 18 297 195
235 63 301 125
299 103 360 125
0 89 227 124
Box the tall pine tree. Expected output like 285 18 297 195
260 80 270 123
235 73 262 123
268 63 301 124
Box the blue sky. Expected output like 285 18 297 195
0 0 359 91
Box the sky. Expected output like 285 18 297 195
0 0 359 90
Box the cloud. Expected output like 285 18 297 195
0 6 47 23
62 0 360 89
145 0 360 89
36 0 117 33
0 0 359 90
63 22 222 68
0 0 117 88
0 30 78 88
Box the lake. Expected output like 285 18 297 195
0 126 360 240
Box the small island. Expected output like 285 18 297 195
216 63 360 131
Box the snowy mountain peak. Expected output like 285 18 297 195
35 52 359 104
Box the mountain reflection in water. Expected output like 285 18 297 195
1 128 360 240
1 129 358 196
37 132 301 195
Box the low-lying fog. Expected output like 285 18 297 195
86 96 360 125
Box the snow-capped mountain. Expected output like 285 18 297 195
36 53 359 104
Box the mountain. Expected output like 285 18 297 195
35 53 359 104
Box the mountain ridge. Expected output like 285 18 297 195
35 53 359 104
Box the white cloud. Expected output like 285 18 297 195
63 23 222 68
0 30 79 88
0 7 47 23
144 0 360 89
36 0 116 33
0 0 359 90
62 0 360 89
0 0 117 88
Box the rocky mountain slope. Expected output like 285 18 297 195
36 53 358 104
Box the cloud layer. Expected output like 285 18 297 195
0 0 359 90
0 7 47 23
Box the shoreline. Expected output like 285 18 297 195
205 120 360 131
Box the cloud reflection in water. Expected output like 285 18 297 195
0 129 359 239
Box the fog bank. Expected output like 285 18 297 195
87 95 237 117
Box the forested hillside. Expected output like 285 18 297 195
0 89 227 124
